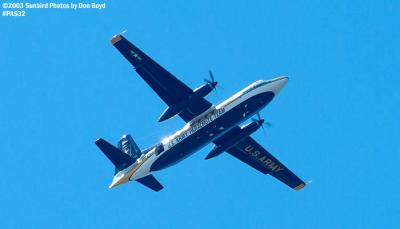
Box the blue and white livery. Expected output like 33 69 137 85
95 34 306 192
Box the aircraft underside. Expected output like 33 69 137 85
150 91 275 171
95 34 306 192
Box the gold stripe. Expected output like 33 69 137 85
111 35 122 45
294 183 305 191
109 157 147 188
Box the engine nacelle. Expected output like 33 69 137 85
158 81 217 122
205 119 264 160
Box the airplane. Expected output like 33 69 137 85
95 34 306 192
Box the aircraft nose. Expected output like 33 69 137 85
270 76 288 95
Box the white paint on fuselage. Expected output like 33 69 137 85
112 77 288 185
109 147 158 188
130 149 158 180
160 77 287 149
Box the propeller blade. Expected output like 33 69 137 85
208 70 215 83
205 70 219 94
261 124 266 134
255 113 270 134
204 78 212 84
205 70 222 99
257 113 262 121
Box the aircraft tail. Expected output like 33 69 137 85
95 135 164 191
95 134 142 172
117 134 141 161
136 175 164 192
95 138 136 171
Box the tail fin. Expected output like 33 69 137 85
117 134 141 161
95 138 135 171
136 175 164 192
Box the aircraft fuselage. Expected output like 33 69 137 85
126 77 288 181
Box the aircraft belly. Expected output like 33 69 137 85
150 91 274 171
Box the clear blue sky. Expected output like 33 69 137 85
1 1 399 228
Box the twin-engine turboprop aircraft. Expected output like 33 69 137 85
95 34 306 192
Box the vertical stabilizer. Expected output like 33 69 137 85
118 134 141 161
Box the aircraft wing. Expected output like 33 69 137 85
225 136 306 190
111 35 212 122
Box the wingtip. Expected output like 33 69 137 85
111 34 122 45
94 138 104 145
294 182 306 191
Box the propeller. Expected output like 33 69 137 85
204 70 220 93
207 70 215 84
252 113 271 134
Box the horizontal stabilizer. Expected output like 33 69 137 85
136 175 164 192
95 138 135 171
